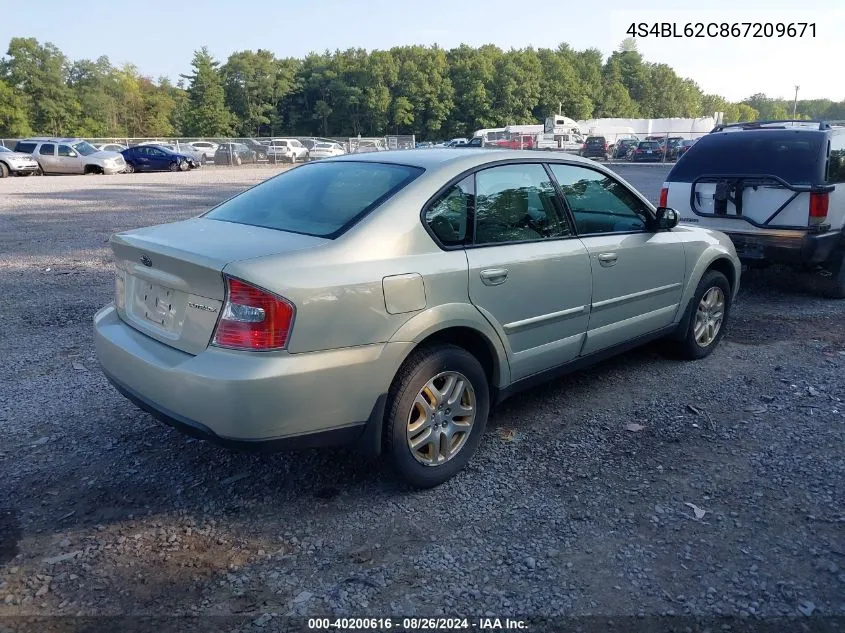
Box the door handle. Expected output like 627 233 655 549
480 268 509 286
597 252 618 267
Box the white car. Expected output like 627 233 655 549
0 145 41 176
95 143 128 152
309 142 346 160
188 141 219 163
662 120 845 296
267 139 309 163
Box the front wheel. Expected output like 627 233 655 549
0 162 8 178
384 344 490 488
178 159 190 171
124 162 135 174
669 270 731 359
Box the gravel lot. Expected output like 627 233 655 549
1 163 844 630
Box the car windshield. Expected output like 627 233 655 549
668 131 826 184
72 141 99 156
204 161 423 238
0 146 10 153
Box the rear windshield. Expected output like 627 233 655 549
639 142 660 149
586 137 605 144
668 131 826 184
15 142 37 153
204 161 423 238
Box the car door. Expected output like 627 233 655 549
37 143 57 173
148 148 170 170
56 144 83 174
461 163 593 381
548 163 686 356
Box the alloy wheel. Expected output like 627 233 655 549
406 371 476 466
694 286 725 347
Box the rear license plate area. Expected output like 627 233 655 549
140 281 176 328
731 236 764 259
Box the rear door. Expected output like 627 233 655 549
462 162 593 381
37 143 57 173
549 163 685 355
666 130 828 235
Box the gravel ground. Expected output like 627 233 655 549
0 164 844 630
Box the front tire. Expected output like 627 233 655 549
385 344 490 488
124 162 135 174
178 159 190 171
670 270 731 359
0 162 8 178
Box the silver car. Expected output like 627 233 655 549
0 145 41 177
94 150 740 487
14 138 125 175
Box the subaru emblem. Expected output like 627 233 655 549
140 254 152 267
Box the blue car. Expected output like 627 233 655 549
121 145 200 173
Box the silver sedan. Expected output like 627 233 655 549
94 149 740 487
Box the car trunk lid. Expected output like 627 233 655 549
111 217 328 355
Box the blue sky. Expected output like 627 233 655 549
2 0 842 103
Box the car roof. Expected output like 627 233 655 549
327 148 606 171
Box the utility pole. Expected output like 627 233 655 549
793 85 799 119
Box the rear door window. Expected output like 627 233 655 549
39 144 55 156
669 131 826 185
205 161 423 238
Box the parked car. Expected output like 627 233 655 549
0 145 42 177
95 143 128 152
214 143 257 165
235 139 268 161
14 138 126 175
662 119 845 296
446 138 468 147
93 149 740 488
612 138 639 159
121 145 200 173
580 136 610 160
188 141 219 163
267 138 309 163
354 139 388 153
152 143 204 166
675 138 698 159
309 142 346 160
663 137 686 161
629 141 664 162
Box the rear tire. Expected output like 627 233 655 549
384 344 490 488
820 251 845 299
668 270 732 360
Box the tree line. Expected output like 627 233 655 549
2 37 843 140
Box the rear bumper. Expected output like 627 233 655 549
727 229 843 265
94 304 411 448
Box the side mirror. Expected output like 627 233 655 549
655 207 679 230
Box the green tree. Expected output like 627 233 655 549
0 78 32 136
181 47 232 136
1 37 80 135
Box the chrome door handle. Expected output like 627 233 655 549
597 252 618 267
480 268 509 286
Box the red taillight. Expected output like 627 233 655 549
212 277 294 350
582 143 587 149
659 185 669 208
809 191 829 224
636 149 643 154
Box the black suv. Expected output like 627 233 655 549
581 136 609 160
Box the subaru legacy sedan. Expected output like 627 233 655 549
94 150 740 487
